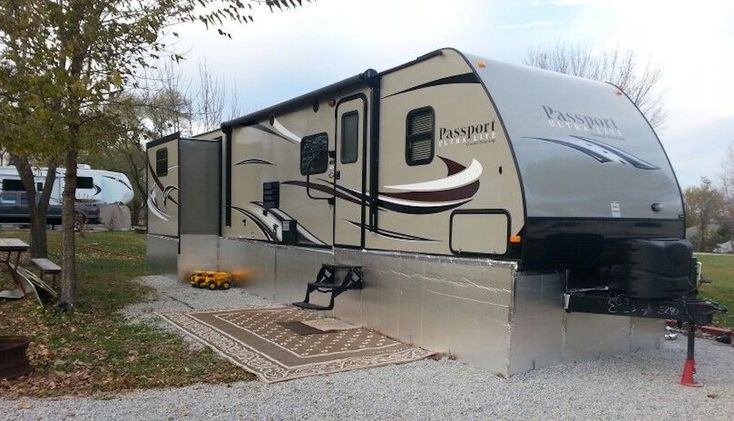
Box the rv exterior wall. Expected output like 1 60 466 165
224 49 524 257
146 139 180 238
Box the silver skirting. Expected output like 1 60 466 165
173 237 662 377
145 235 178 274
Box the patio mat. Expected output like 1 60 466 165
157 307 435 383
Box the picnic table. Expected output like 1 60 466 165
0 238 29 298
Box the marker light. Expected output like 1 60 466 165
510 235 521 244
477 60 487 68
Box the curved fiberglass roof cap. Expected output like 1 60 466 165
463 53 683 221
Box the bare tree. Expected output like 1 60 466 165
525 44 666 128
140 62 194 137
193 60 226 132
228 78 243 120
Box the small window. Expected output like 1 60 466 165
77 177 94 189
300 133 329 175
0 192 17 204
405 107 435 166
2 179 24 191
340 111 359 164
156 148 168 176
36 182 43 191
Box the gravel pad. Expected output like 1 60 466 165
4 275 733 420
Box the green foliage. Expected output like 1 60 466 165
697 254 734 328
0 230 252 397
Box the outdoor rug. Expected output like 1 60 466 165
157 307 435 383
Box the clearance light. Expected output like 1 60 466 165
614 90 623 96
328 99 336 107
510 235 521 244
477 60 487 68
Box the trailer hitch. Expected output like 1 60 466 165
564 290 727 386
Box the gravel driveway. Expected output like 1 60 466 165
4 275 733 420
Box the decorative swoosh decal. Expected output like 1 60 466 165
271 118 302 143
250 202 326 245
231 206 278 241
382 72 481 99
346 221 438 243
525 135 659 170
384 159 483 192
234 158 275 166
569 135 659 170
147 188 172 221
147 156 178 222
103 175 133 191
284 156 480 215
230 202 326 245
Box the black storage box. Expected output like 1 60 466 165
616 238 694 299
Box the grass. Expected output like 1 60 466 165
0 230 251 398
696 253 734 329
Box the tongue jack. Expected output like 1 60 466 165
679 323 703 387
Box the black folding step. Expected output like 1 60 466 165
293 264 363 311
292 301 334 311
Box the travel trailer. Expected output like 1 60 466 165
0 165 134 205
147 48 724 376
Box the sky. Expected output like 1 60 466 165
171 0 734 188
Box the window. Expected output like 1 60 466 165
0 192 17 204
1 179 24 191
36 182 43 191
156 147 168 176
340 111 359 164
300 133 329 175
77 177 94 189
405 107 435 166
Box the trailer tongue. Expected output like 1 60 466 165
562 238 727 386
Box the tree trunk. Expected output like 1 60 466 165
60 148 78 307
11 155 57 258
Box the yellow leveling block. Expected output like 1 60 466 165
190 271 232 290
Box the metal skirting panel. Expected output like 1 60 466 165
273 246 334 306
337 248 516 374
178 235 220 280
218 238 279 301
193 238 663 377
146 235 178 274
509 272 662 375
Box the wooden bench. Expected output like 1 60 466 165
31 258 61 290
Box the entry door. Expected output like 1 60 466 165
333 96 367 247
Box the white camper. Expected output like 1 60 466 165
148 49 723 376
0 165 134 205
